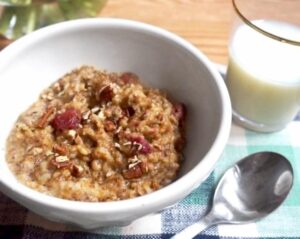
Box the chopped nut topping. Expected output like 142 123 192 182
114 142 121 149
123 160 148 179
133 141 143 151
50 155 71 169
82 110 91 120
37 107 55 128
128 161 141 169
71 164 84 177
67 129 77 139
128 155 139 164
53 144 68 155
123 163 143 179
97 110 105 120
115 126 122 134
91 106 100 113
123 141 132 146
104 120 116 132
55 155 69 163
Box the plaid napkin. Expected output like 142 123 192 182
1 117 300 239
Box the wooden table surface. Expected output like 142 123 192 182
100 0 233 65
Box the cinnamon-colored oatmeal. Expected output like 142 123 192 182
6 66 186 202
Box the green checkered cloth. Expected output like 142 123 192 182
1 120 299 239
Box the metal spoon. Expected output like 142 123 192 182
172 152 293 239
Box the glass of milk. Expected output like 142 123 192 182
226 0 300 132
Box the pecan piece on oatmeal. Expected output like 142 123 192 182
123 161 148 179
128 135 152 155
53 144 68 155
104 120 117 132
123 161 147 179
71 164 84 177
50 155 72 169
37 107 55 128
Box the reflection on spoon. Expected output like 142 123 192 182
172 152 293 239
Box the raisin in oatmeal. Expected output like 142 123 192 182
6 66 186 202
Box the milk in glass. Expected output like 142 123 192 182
226 20 300 131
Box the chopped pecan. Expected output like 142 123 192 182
71 164 84 177
123 161 148 179
128 135 152 155
50 155 72 169
104 120 117 132
53 144 68 155
123 164 143 179
139 161 148 174
67 129 77 140
82 110 91 120
37 107 55 128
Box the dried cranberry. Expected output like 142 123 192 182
120 72 139 84
129 135 152 155
51 108 81 130
99 85 114 103
173 103 186 125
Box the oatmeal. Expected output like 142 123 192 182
6 66 186 202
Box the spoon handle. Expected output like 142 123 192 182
171 211 218 239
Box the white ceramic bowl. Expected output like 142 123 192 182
0 18 231 229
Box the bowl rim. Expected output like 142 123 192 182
0 18 232 213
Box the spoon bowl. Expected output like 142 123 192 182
172 152 293 239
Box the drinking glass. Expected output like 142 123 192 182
0 0 107 42
226 0 300 132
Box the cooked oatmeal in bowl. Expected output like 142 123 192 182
0 18 231 228
6 66 186 202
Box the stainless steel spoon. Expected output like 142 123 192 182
172 152 293 239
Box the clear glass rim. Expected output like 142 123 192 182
232 0 300 46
